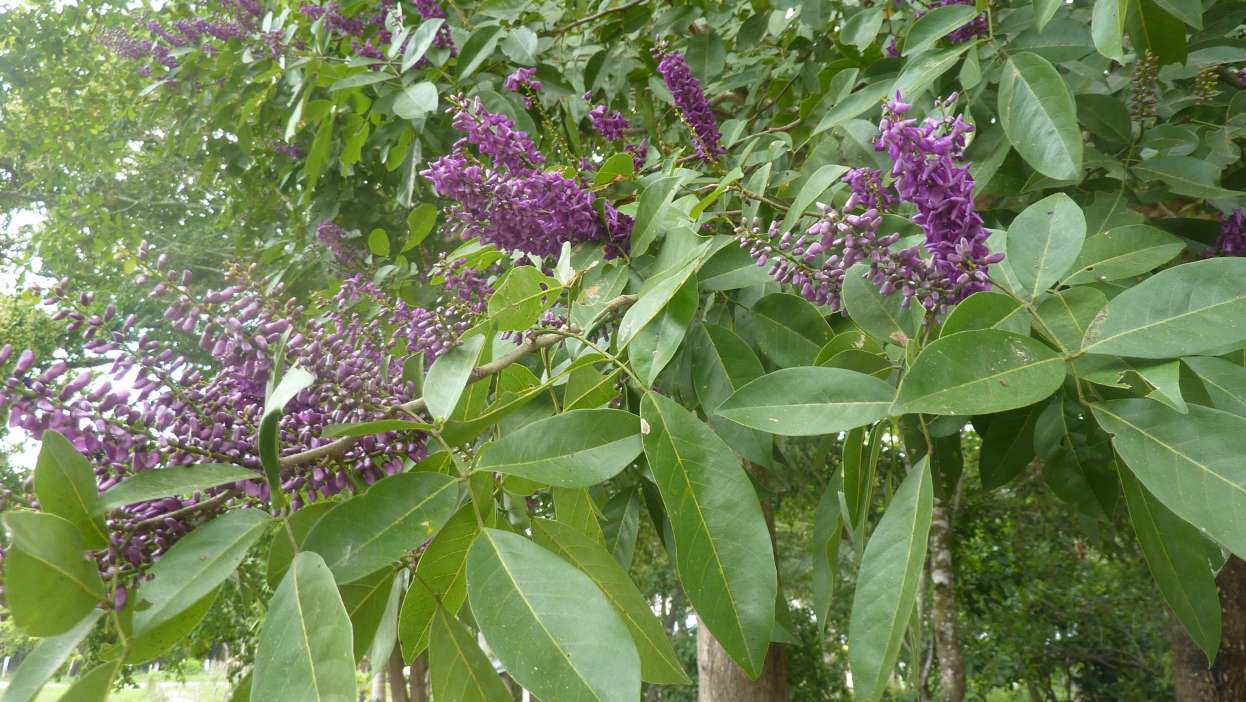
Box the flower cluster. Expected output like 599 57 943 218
316 220 359 263
1131 50 1159 124
270 140 306 159
655 49 723 164
100 0 267 76
740 94 1000 317
0 245 498 586
422 97 632 258
584 91 648 170
1216 209 1246 256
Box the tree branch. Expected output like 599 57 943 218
548 0 647 36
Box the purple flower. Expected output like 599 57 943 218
316 221 358 263
422 98 632 258
1216 209 1246 256
587 102 630 142
655 49 723 163
884 37 900 58
924 0 988 43
505 67 541 107
270 140 306 158
413 0 455 51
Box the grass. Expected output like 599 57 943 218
2 670 233 702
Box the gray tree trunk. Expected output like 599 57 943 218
408 653 427 702
388 647 411 702
929 496 965 702
696 618 788 702
1170 556 1246 701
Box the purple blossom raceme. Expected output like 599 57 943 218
875 93 999 309
885 37 900 58
655 49 724 163
422 97 632 258
0 247 503 588
316 220 358 263
1216 209 1246 256
584 92 631 141
505 67 542 107
739 94 1000 317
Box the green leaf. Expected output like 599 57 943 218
1037 398 1118 518
304 114 334 193
998 52 1082 181
133 509 269 636
487 266 558 331
399 505 478 661
631 175 689 257
2 511 105 636
1151 0 1201 29
95 464 257 514
629 275 696 386
1081 259 1246 358
303 472 460 584
779 164 849 234
1034 287 1109 354
267 502 335 588
1126 0 1187 65
368 228 390 257
477 409 641 488
424 334 487 420
893 330 1066 415
466 529 641 701
259 365 316 510
1120 470 1220 662
500 26 538 65
1092 399 1246 559
403 203 438 251
59 659 121 702
532 518 690 684
939 291 1028 337
848 458 934 702
456 25 503 79
1132 157 1243 200
32 431 106 549
717 367 894 436
321 419 432 438
1006 193 1086 301
600 490 641 569
978 405 1041 489
1 610 101 702
401 19 445 72
1077 94 1132 149
593 152 635 188
1034 0 1062 30
812 472 843 632
685 30 726 82
429 608 513 702
690 323 773 466
640 392 776 678
842 268 921 346
751 292 833 367
252 552 356 702
553 486 605 544
123 586 219 664
903 4 978 56
394 81 438 120
1183 356 1246 418
1091 0 1127 62
341 569 396 661
841 8 884 50
329 71 390 92
1125 359 1188 413
617 259 698 349
1062 225 1185 285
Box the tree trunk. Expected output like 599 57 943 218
929 496 966 702
408 653 428 702
696 618 788 702
1170 556 1246 701
388 647 411 702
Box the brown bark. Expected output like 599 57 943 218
1170 556 1246 701
388 647 411 702
696 617 788 702
929 496 965 702
407 653 427 702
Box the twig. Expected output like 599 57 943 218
548 0 647 35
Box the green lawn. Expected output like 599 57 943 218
4 671 232 702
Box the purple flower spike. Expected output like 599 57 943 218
655 49 723 164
